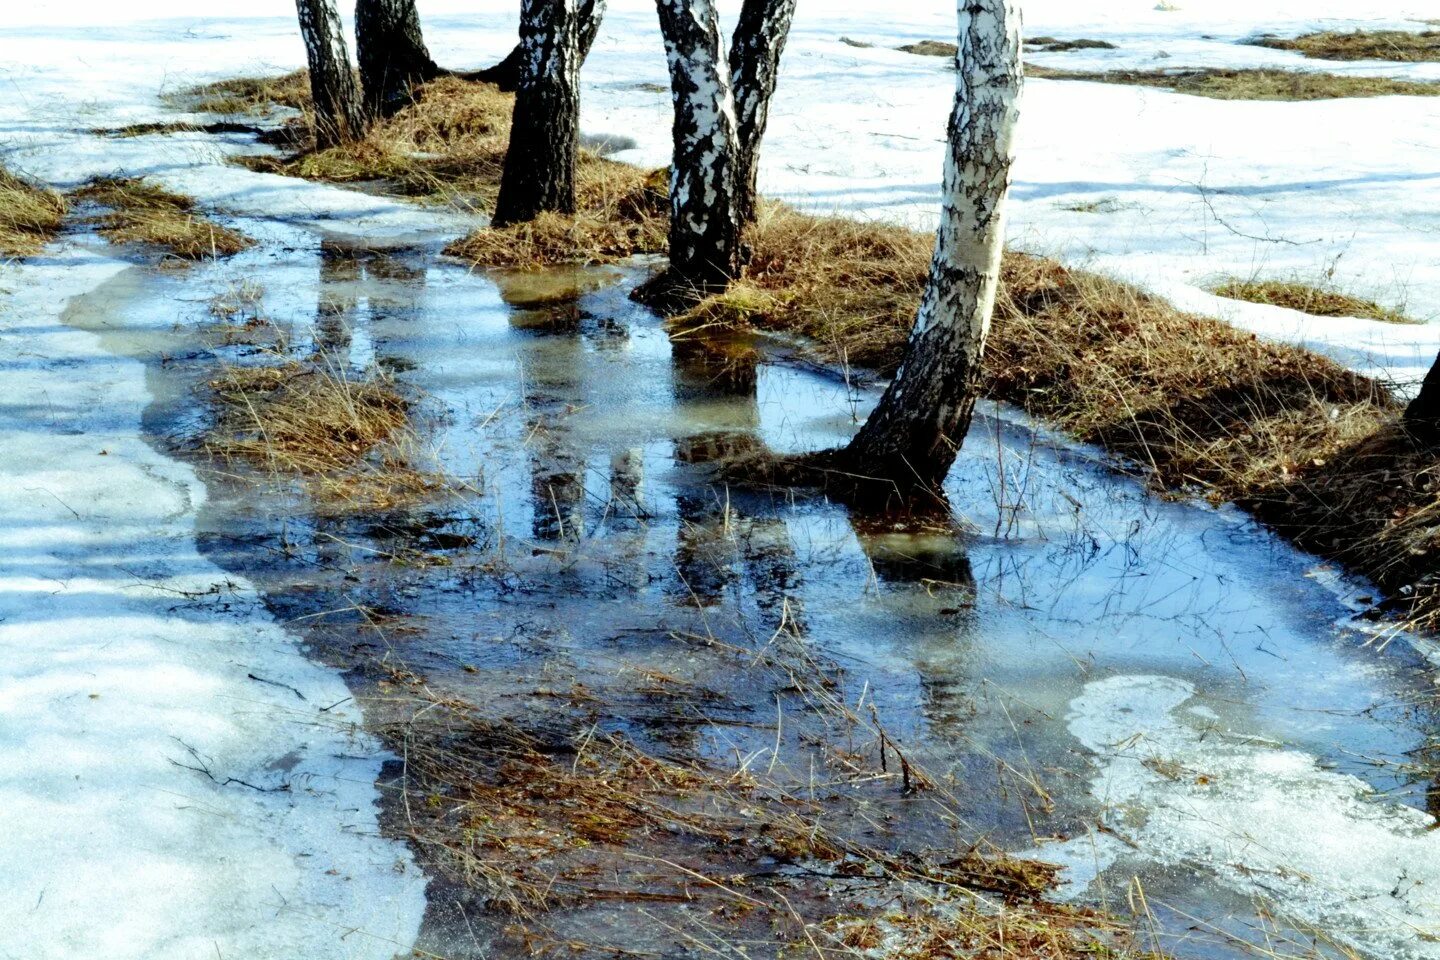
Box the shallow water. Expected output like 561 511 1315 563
63 220 1440 959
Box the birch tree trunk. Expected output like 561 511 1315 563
296 0 369 148
492 0 582 226
355 0 440 116
638 0 743 310
842 0 1022 490
1405 351 1440 443
473 0 606 91
728 0 797 226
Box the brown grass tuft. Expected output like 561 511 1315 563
1251 30 1440 62
1211 278 1414 323
75 177 252 260
1028 64 1440 100
164 70 313 116
205 359 441 509
0 167 66 259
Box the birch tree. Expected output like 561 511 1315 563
492 0 585 225
842 0 1022 490
355 0 441 116
1405 351 1440 443
638 0 796 311
296 0 369 148
473 0 607 91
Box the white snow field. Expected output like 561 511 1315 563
1 1 1440 957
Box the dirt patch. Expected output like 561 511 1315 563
1250 30 1440 63
1027 65 1440 100
0 166 66 259
74 177 252 260
1210 278 1414 324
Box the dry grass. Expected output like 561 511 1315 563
0 167 66 259
1211 278 1414 323
75 177 252 260
205 359 442 509
1250 30 1440 63
1027 65 1440 100
1027 37 1117 52
164 70 313 116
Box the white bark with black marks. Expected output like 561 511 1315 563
296 0 369 148
493 0 583 226
843 0 1022 489
644 0 743 306
355 0 440 116
473 0 607 92
728 0 797 225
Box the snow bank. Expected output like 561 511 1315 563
1061 674 1440 957
0 246 427 956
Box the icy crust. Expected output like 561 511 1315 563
0 246 427 958
1063 674 1440 959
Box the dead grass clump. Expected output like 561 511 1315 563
205 360 440 509
164 70 312 116
898 40 960 57
1027 37 1118 52
75 177 252 259
1211 278 1414 323
1028 65 1440 100
1251 30 1440 62
0 167 66 259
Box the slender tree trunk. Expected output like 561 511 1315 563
728 0 797 226
355 0 440 116
296 0 369 148
638 0 743 310
842 0 1023 490
492 0 582 226
1405 351 1440 444
472 0 606 91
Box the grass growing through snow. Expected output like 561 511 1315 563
0 167 66 259
1250 30 1440 63
1027 65 1440 100
1210 278 1414 323
75 177 252 260
164 70 312 117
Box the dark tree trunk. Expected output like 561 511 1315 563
728 0 797 226
842 0 1023 491
472 0 606 92
1405 351 1440 444
492 0 582 226
637 0 743 311
296 0 369 148
355 0 440 116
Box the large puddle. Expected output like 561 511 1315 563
62 218 1440 959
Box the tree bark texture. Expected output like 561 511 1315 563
355 0 441 116
296 0 369 148
727 0 796 225
1405 350 1440 444
492 0 582 226
842 0 1023 490
473 0 606 91
649 0 743 302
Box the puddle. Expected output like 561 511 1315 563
60 222 1440 959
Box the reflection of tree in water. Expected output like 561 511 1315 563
311 241 430 369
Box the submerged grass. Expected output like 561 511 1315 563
205 358 442 510
1250 30 1440 63
0 167 66 259
1027 65 1440 100
75 177 252 260
1210 278 1414 324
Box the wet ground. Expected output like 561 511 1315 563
59 217 1440 959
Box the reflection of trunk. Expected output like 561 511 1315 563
355 0 441 116
493 0 582 226
472 0 607 91
638 0 743 310
843 0 1021 490
1405 351 1440 444
314 243 360 362
728 0 797 225
295 0 369 147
